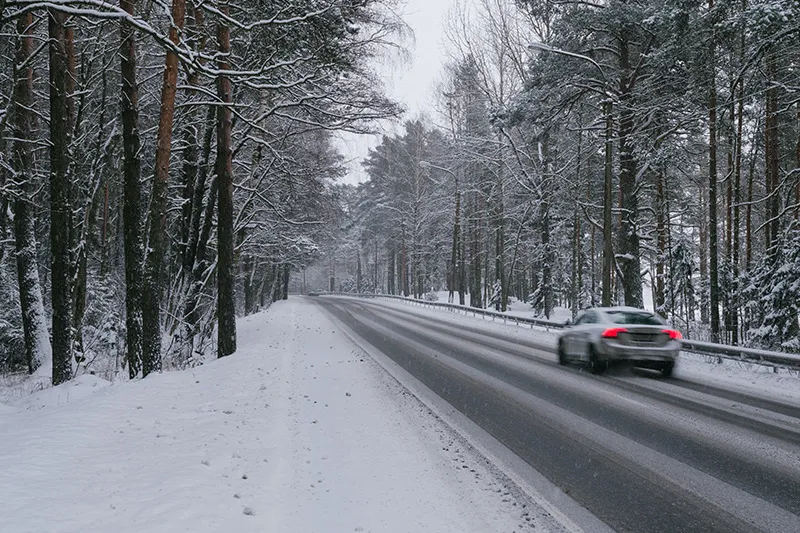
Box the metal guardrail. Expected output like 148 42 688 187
679 339 800 368
314 292 800 371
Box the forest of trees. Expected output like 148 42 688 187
0 0 402 382
319 0 800 352
1 0 799 388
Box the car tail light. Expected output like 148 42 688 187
663 329 683 340
601 327 628 339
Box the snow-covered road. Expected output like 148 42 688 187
1 298 565 533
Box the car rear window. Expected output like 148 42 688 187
606 311 664 325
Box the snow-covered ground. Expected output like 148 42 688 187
1 298 565 533
367 296 800 406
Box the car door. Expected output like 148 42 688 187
565 312 589 357
573 311 597 360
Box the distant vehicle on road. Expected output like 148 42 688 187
557 307 681 377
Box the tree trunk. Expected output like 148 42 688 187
282 265 290 300
699 177 709 324
745 142 754 270
120 0 144 378
179 3 207 273
616 34 643 309
356 250 362 293
217 0 237 358
731 71 744 345
142 0 185 375
602 101 614 307
48 8 74 385
184 106 216 277
450 185 460 304
12 12 52 374
387 245 395 294
401 224 409 296
764 46 780 253
470 194 482 308
655 163 667 314
708 8 721 342
541 199 553 318
243 255 255 314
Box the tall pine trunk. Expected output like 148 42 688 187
217 0 237 357
142 0 186 375
708 1 721 342
764 47 780 253
616 33 643 309
120 0 144 378
48 8 74 385
12 12 52 374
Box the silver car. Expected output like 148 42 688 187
557 307 681 376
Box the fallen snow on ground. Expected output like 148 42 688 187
1 298 559 533
364 296 800 405
675 352 800 405
11 374 112 412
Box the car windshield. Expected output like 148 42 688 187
606 311 664 326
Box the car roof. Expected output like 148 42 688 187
583 306 653 314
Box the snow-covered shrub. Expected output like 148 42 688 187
77 273 124 380
339 277 357 293
0 257 26 373
488 280 502 308
423 290 438 301
745 224 800 352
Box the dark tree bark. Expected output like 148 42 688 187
764 47 780 253
243 255 256 314
356 250 362 293
616 33 643 309
401 224 410 296
494 181 506 312
184 106 216 276
602 101 614 307
142 0 186 376
12 12 50 374
387 245 395 294
180 3 208 275
450 184 461 304
120 0 144 378
182 175 217 358
745 138 755 270
655 163 667 314
708 5 721 342
48 8 74 385
282 265 290 300
540 198 553 317
469 194 482 308
217 0 237 357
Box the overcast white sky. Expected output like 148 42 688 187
337 0 456 184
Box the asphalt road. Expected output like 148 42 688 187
313 296 800 533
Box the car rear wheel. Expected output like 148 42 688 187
588 345 607 375
557 340 568 365
660 361 674 378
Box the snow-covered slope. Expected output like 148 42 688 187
1 298 564 533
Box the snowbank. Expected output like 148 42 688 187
1 298 562 533
12 374 111 412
